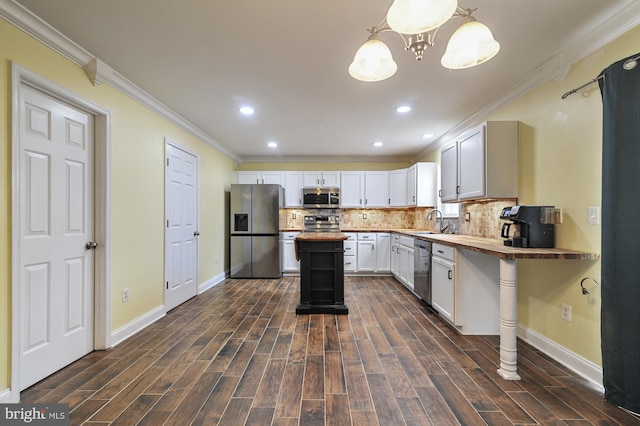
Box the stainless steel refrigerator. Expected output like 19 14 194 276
230 184 283 278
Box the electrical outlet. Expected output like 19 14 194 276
554 208 563 224
292 213 297 219
465 212 471 222
561 303 572 322
363 213 367 219
587 206 600 225
122 288 130 303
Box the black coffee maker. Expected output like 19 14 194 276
500 205 555 248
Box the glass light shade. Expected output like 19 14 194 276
441 20 500 69
386 0 457 35
348 37 398 82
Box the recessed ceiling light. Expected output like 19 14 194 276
267 141 278 148
372 141 383 147
396 105 411 113
421 133 434 139
239 106 255 115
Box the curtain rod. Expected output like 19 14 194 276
561 54 639 99
561 75 604 99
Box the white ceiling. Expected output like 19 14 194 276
11 0 640 162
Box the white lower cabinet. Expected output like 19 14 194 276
431 243 500 335
357 233 376 272
391 234 401 278
376 233 390 272
281 232 300 274
394 236 414 291
431 246 456 323
343 233 357 272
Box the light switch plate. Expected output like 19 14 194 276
587 206 600 225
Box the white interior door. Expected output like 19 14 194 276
18 84 94 390
165 142 199 311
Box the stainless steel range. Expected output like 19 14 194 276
303 214 340 232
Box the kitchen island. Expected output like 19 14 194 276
295 232 349 315
404 232 597 380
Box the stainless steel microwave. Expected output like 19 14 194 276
302 187 340 209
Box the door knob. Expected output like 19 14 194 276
194 231 200 237
85 241 98 250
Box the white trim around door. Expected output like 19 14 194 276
10 62 112 402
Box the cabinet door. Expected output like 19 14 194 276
406 165 417 206
284 172 302 207
458 128 486 200
303 172 322 187
322 172 340 188
399 246 413 289
414 163 437 207
340 172 364 207
440 143 458 202
365 171 388 207
261 171 284 185
282 239 300 272
390 237 400 277
388 169 407 206
376 233 390 272
357 241 375 272
236 171 260 184
432 256 455 322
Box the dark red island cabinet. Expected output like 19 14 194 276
295 233 349 315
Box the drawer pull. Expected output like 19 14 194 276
448 270 452 280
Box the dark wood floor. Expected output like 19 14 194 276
22 276 640 425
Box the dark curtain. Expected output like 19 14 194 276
599 52 640 414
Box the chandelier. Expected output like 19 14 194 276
348 0 500 82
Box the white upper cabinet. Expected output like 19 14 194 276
284 172 303 207
440 121 519 202
236 171 284 185
340 172 365 208
364 171 388 207
341 171 389 208
406 162 437 207
303 171 340 188
388 169 407 207
440 143 459 202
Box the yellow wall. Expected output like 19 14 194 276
420 25 640 365
0 19 236 390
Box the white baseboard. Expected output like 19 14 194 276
0 387 18 403
110 305 166 347
517 324 603 391
198 272 227 294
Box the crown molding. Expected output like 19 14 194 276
238 155 413 164
0 0 242 163
415 0 640 158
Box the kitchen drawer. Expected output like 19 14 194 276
281 232 299 240
357 232 377 241
433 243 455 262
343 240 356 256
344 257 357 271
343 232 357 241
399 236 414 248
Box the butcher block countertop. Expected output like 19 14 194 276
294 232 349 241
404 233 598 260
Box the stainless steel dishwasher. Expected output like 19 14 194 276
414 239 432 305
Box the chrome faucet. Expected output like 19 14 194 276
426 209 448 233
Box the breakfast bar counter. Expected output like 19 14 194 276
396 231 598 381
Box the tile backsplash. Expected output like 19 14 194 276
280 199 516 240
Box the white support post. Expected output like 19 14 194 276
497 258 521 380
